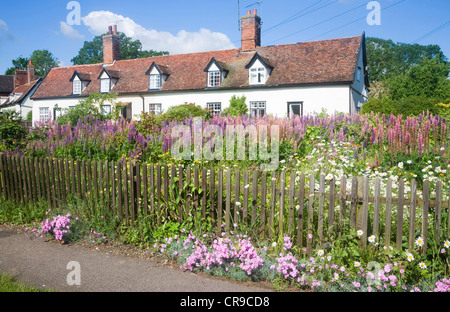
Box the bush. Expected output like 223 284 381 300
362 95 440 116
227 95 247 116
162 103 208 121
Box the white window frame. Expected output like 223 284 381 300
100 78 110 93
250 67 266 85
39 107 49 122
207 71 221 87
149 103 162 115
207 102 221 115
250 101 266 117
73 79 82 95
149 74 161 89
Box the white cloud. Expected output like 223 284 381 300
0 19 14 41
81 11 236 55
60 21 84 39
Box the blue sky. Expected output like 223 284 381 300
0 0 449 75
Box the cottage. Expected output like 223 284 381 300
0 60 42 119
31 10 368 123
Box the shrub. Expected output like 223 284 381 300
227 95 247 116
162 103 208 121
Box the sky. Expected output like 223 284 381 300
0 0 449 75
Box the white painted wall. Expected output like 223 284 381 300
32 84 352 123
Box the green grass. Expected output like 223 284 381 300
0 274 53 292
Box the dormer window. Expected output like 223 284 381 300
245 53 273 86
207 71 221 87
150 74 161 89
100 78 110 93
146 62 170 90
73 79 82 95
204 58 228 88
98 68 120 93
250 67 266 85
70 71 91 95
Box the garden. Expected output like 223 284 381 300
0 100 449 292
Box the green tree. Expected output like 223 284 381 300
366 37 447 82
4 50 59 76
71 32 169 65
226 95 248 116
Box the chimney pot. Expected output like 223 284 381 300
113 25 117 35
253 9 257 16
108 26 113 34
241 10 261 51
247 10 251 15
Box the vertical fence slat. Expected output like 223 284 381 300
359 176 369 248
373 177 381 236
117 161 122 221
288 171 295 235
396 179 405 250
307 173 315 256
225 168 231 232
209 167 215 221
251 170 258 226
269 171 276 239
435 180 442 246
384 178 393 248
149 164 155 217
234 169 240 224
421 180 429 254
216 168 223 236
408 179 418 251
329 176 335 235
350 177 358 228
318 173 325 243
279 171 286 237
260 172 267 239
142 164 148 216
123 161 129 226
156 164 162 225
243 170 249 222
297 173 305 249
202 167 207 219
129 162 135 225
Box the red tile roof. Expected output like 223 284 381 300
32 35 363 99
1 79 41 106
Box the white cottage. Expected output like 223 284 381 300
31 10 368 123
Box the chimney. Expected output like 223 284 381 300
241 9 261 51
102 25 121 64
14 69 28 87
27 59 35 84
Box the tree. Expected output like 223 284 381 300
4 50 59 77
71 32 169 65
366 37 447 82
227 95 248 116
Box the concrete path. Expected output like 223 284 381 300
0 227 272 293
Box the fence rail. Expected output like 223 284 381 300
1 154 449 254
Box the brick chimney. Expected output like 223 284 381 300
14 69 28 87
102 25 121 64
241 9 261 51
27 59 35 84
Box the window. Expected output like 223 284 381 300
207 71 221 87
101 105 111 116
149 74 161 89
288 102 303 118
207 102 221 115
100 78 110 93
356 67 362 82
149 103 162 114
73 79 82 95
39 107 49 122
250 101 266 117
250 67 266 85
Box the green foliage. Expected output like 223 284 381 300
162 103 208 122
56 92 122 126
6 50 60 76
226 95 248 117
4 56 29 75
366 37 447 82
71 32 169 65
0 110 27 150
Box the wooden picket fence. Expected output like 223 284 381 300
0 153 449 254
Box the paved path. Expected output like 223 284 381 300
0 227 272 293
